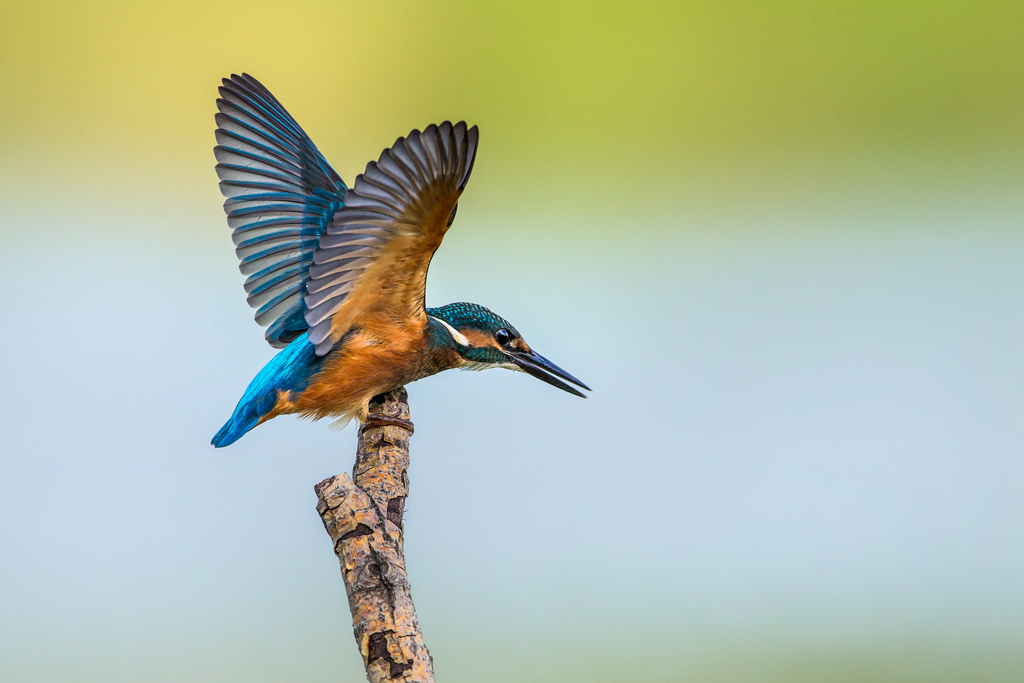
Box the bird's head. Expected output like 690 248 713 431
426 302 590 397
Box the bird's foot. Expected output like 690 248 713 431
361 415 415 435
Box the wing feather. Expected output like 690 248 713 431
304 122 479 355
213 73 347 347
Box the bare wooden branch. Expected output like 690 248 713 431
315 388 435 682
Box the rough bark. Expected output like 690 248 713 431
315 388 435 682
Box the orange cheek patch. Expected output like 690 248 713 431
461 329 500 349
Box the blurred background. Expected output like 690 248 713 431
1 2 1022 681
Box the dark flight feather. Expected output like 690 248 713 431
304 122 479 355
214 73 347 347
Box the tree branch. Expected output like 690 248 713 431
315 388 435 682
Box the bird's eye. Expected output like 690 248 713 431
495 329 512 345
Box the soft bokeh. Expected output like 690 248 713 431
1 2 1021 682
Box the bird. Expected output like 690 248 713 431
211 73 589 447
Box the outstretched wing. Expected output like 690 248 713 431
214 73 347 347
304 122 479 355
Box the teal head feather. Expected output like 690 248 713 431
426 302 589 395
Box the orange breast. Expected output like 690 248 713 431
288 312 431 423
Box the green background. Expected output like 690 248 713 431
1 2 1022 681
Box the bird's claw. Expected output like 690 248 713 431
361 415 415 435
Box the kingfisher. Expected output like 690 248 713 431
211 74 589 447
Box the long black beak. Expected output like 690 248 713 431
509 350 591 398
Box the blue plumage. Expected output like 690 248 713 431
211 333 323 447
212 74 589 447
215 74 347 348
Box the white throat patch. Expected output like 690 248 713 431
429 316 470 347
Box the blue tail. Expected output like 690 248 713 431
212 406 264 448
212 334 322 447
